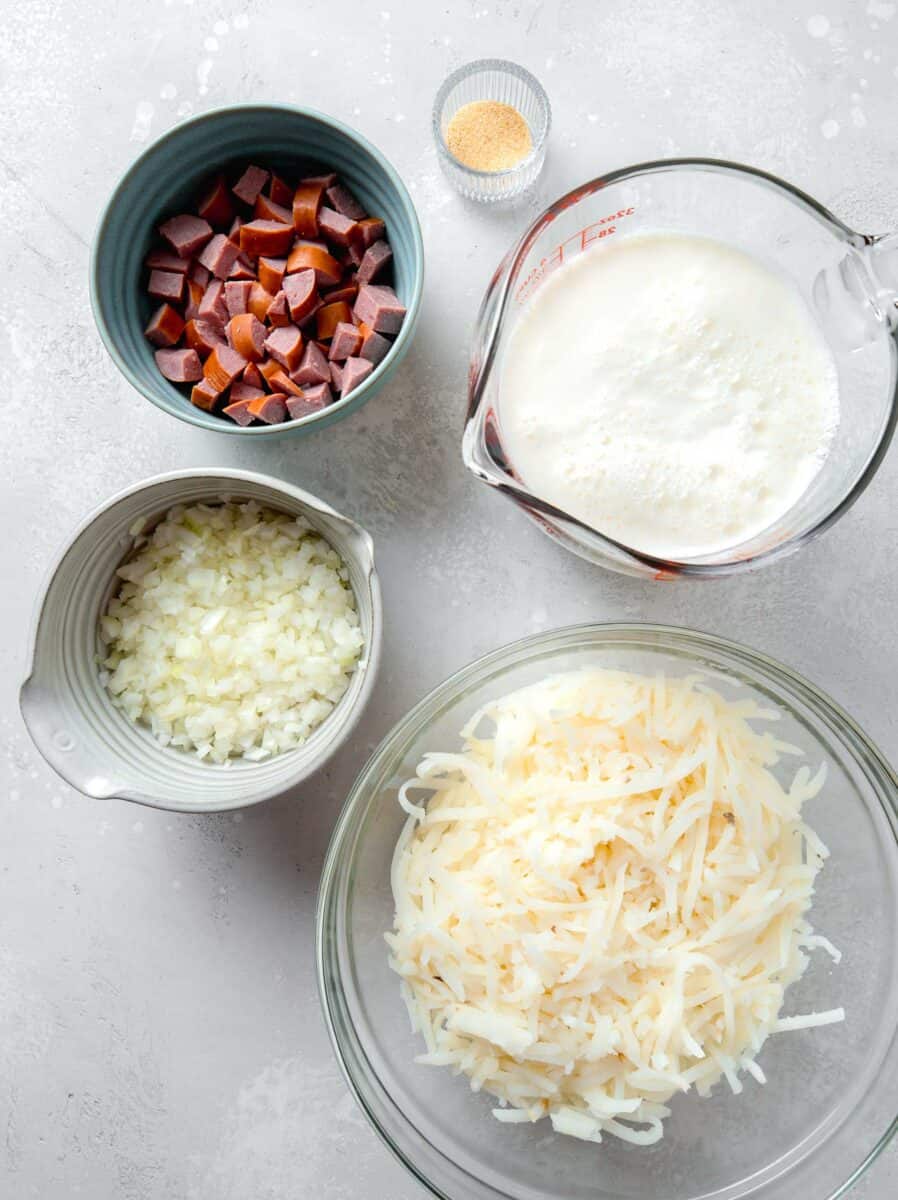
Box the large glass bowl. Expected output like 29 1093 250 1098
463 161 898 578
317 624 898 1200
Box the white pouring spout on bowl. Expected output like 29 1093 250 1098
463 159 898 579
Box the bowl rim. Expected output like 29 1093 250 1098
19 466 383 812
89 101 424 436
316 620 898 1200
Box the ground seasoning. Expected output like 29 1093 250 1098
446 100 533 172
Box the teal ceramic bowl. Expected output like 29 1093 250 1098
91 103 424 437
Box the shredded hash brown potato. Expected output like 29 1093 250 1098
386 670 842 1145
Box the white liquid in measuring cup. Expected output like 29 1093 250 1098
499 232 839 560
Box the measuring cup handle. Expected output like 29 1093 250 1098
813 231 898 347
867 232 898 322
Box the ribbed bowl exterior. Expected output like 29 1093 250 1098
433 60 550 203
91 105 423 436
20 470 382 811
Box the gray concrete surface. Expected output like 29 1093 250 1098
1 1 896 1197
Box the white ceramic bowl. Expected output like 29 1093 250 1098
20 468 381 812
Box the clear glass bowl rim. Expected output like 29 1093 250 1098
432 58 552 180
316 621 898 1200
462 158 898 578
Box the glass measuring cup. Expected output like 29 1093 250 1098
463 159 898 579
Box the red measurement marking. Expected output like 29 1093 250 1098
515 207 636 304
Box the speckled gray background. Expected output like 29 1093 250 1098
2 1 896 1197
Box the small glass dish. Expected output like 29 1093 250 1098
433 59 551 203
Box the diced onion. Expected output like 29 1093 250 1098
99 501 364 763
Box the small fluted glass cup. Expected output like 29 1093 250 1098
433 59 550 202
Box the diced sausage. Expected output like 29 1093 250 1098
321 282 358 306
228 259 257 281
239 220 294 256
191 379 220 411
353 284 406 334
189 261 211 288
224 280 253 317
198 233 241 280
242 362 264 389
254 194 292 224
289 236 329 252
263 324 304 371
267 368 304 396
233 164 270 206
297 307 322 335
292 181 325 238
247 282 275 323
159 213 213 257
154 347 203 382
282 269 319 323
302 171 338 188
184 318 226 358
318 206 363 249
328 321 362 361
197 174 235 228
285 242 342 286
146 166 392 424
258 256 286 295
148 269 185 303
346 239 365 268
265 290 290 327
203 343 247 392
316 300 352 341
228 382 266 403
357 216 386 249
357 239 393 284
358 323 392 365
226 313 267 362
145 249 190 273
185 278 205 321
286 382 332 419
269 174 294 207
144 303 185 348
291 341 330 386
329 242 354 266
301 381 333 407
222 398 257 425
340 355 375 396
198 279 229 330
259 358 284 386
247 392 288 424
325 182 367 221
